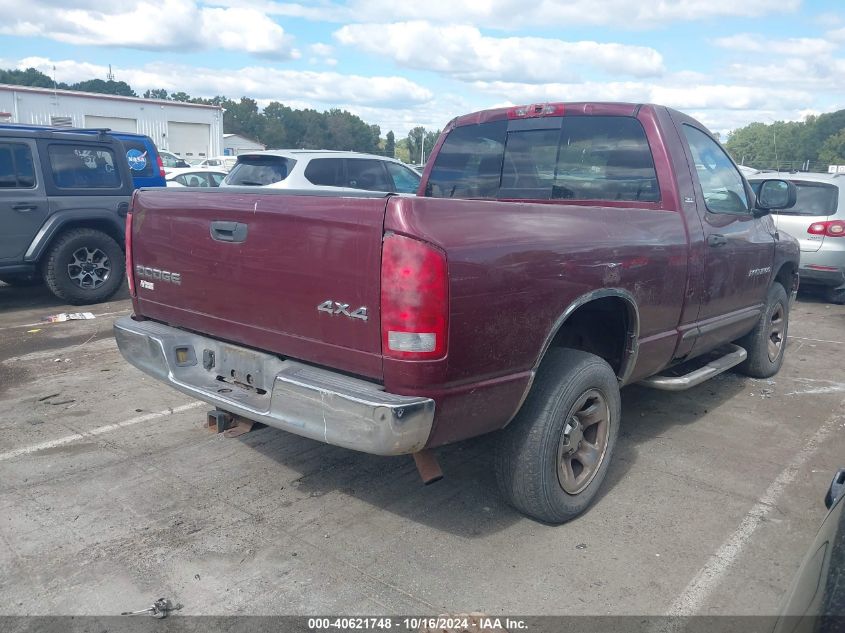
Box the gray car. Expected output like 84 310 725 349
0 127 132 304
750 173 845 304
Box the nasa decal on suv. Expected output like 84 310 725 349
126 149 148 172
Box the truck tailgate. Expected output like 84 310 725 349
129 189 388 380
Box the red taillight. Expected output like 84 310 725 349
380 233 448 360
507 103 565 119
808 220 845 237
157 154 165 178
125 211 135 297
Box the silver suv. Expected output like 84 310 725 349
750 172 845 304
221 150 421 194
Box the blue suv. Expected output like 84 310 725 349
0 125 166 189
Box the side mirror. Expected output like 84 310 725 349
756 179 797 212
825 468 845 510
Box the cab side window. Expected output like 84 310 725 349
682 125 748 214
0 143 36 189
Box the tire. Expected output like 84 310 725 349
42 228 124 305
736 282 789 378
495 348 621 524
825 286 845 305
0 273 42 287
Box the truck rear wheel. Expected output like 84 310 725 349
495 348 621 524
736 282 789 378
43 228 125 305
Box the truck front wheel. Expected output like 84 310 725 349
736 282 789 378
43 228 125 305
495 348 621 524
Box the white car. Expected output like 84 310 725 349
198 156 238 171
165 167 228 188
221 150 421 194
158 150 190 170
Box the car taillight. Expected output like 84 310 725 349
380 233 448 360
125 211 135 297
157 154 165 178
808 220 845 237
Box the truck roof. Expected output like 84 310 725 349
449 102 647 129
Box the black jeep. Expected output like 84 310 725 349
0 127 132 304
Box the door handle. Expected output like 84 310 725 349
707 234 728 247
210 221 248 243
12 203 37 212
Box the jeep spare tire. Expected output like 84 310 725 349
43 228 124 305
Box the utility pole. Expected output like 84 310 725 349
420 128 425 165
773 126 779 172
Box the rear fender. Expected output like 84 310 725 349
535 288 641 383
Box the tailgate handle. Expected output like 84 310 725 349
210 221 248 243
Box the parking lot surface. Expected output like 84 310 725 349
1 282 843 616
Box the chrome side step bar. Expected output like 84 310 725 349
639 344 747 392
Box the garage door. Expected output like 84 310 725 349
167 122 210 159
85 115 138 133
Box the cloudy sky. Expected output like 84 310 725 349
0 0 843 137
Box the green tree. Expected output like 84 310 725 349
406 127 440 165
143 88 170 100
726 112 845 171
224 97 265 143
394 138 411 163
71 79 136 97
819 129 845 166
385 131 395 158
169 91 192 102
0 67 65 89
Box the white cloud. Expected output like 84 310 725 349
207 0 800 28
309 43 335 56
0 0 297 58
9 57 433 109
307 43 337 66
334 22 664 82
467 78 827 137
827 27 845 42
713 34 838 57
726 57 845 90
470 79 813 111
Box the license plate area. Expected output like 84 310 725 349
212 344 270 394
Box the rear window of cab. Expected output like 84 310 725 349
425 116 659 202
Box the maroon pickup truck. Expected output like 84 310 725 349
115 102 799 523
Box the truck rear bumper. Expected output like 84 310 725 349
113 317 435 455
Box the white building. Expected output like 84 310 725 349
0 84 223 160
223 133 266 155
